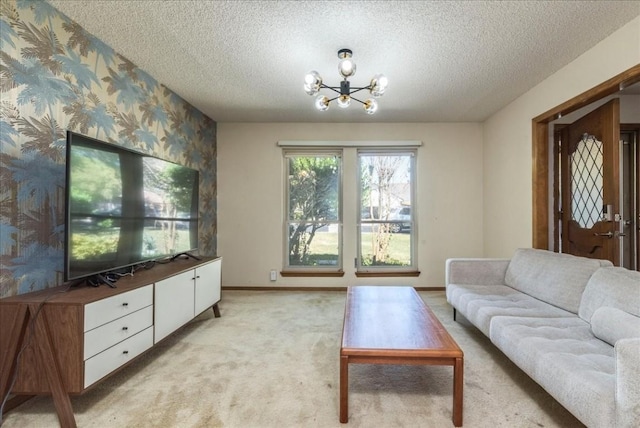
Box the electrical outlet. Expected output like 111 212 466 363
270 270 277 281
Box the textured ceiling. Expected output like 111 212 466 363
47 0 640 123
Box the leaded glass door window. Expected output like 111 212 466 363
570 133 603 228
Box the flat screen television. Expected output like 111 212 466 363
64 131 199 282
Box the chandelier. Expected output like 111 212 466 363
304 49 388 115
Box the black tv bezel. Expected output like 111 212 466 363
63 130 200 282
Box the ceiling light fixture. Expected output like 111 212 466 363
304 49 388 115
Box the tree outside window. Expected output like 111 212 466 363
358 151 415 269
285 152 341 269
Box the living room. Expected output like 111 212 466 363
1 1 639 427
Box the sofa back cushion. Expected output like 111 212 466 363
579 266 640 322
505 248 612 313
590 306 640 346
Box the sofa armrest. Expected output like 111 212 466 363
445 258 510 286
615 337 640 427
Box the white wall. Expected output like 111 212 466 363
620 95 640 123
483 16 640 257
218 123 483 288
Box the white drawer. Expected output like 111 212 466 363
84 285 153 332
84 326 153 388
84 305 153 359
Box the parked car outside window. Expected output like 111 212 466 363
390 206 411 233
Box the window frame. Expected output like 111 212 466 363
356 149 418 274
282 149 343 273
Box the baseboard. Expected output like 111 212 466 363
222 286 347 291
221 286 445 292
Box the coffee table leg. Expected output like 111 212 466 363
340 355 348 423
453 357 463 427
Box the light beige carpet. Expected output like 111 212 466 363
2 290 584 427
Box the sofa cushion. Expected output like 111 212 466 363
590 306 640 346
489 316 608 379
505 248 612 314
447 283 574 336
616 338 640 428
536 344 616 428
578 266 640 322
447 283 519 306
489 316 616 428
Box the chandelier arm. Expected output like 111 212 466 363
348 86 372 94
350 96 366 105
320 84 342 95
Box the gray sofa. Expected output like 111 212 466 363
445 248 640 428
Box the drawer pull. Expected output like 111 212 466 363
122 326 128 331
123 350 129 355
122 302 128 307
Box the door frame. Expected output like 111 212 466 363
620 124 640 269
531 64 640 250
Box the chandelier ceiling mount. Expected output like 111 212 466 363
304 49 388 115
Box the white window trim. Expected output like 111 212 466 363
283 149 343 272
356 149 418 273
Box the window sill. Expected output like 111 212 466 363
280 270 345 277
355 270 421 277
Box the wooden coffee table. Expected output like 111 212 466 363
340 286 464 426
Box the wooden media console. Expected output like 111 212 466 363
0 256 222 427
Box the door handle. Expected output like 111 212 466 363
593 231 614 238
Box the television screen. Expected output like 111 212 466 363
64 131 199 281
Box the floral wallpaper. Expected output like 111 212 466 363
0 0 217 297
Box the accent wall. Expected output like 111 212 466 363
0 0 217 297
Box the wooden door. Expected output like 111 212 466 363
560 99 620 265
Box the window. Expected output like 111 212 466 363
284 151 342 271
357 151 416 272
281 145 418 277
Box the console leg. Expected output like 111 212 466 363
0 305 29 407
29 304 77 428
212 303 221 318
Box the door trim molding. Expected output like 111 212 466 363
531 64 640 249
